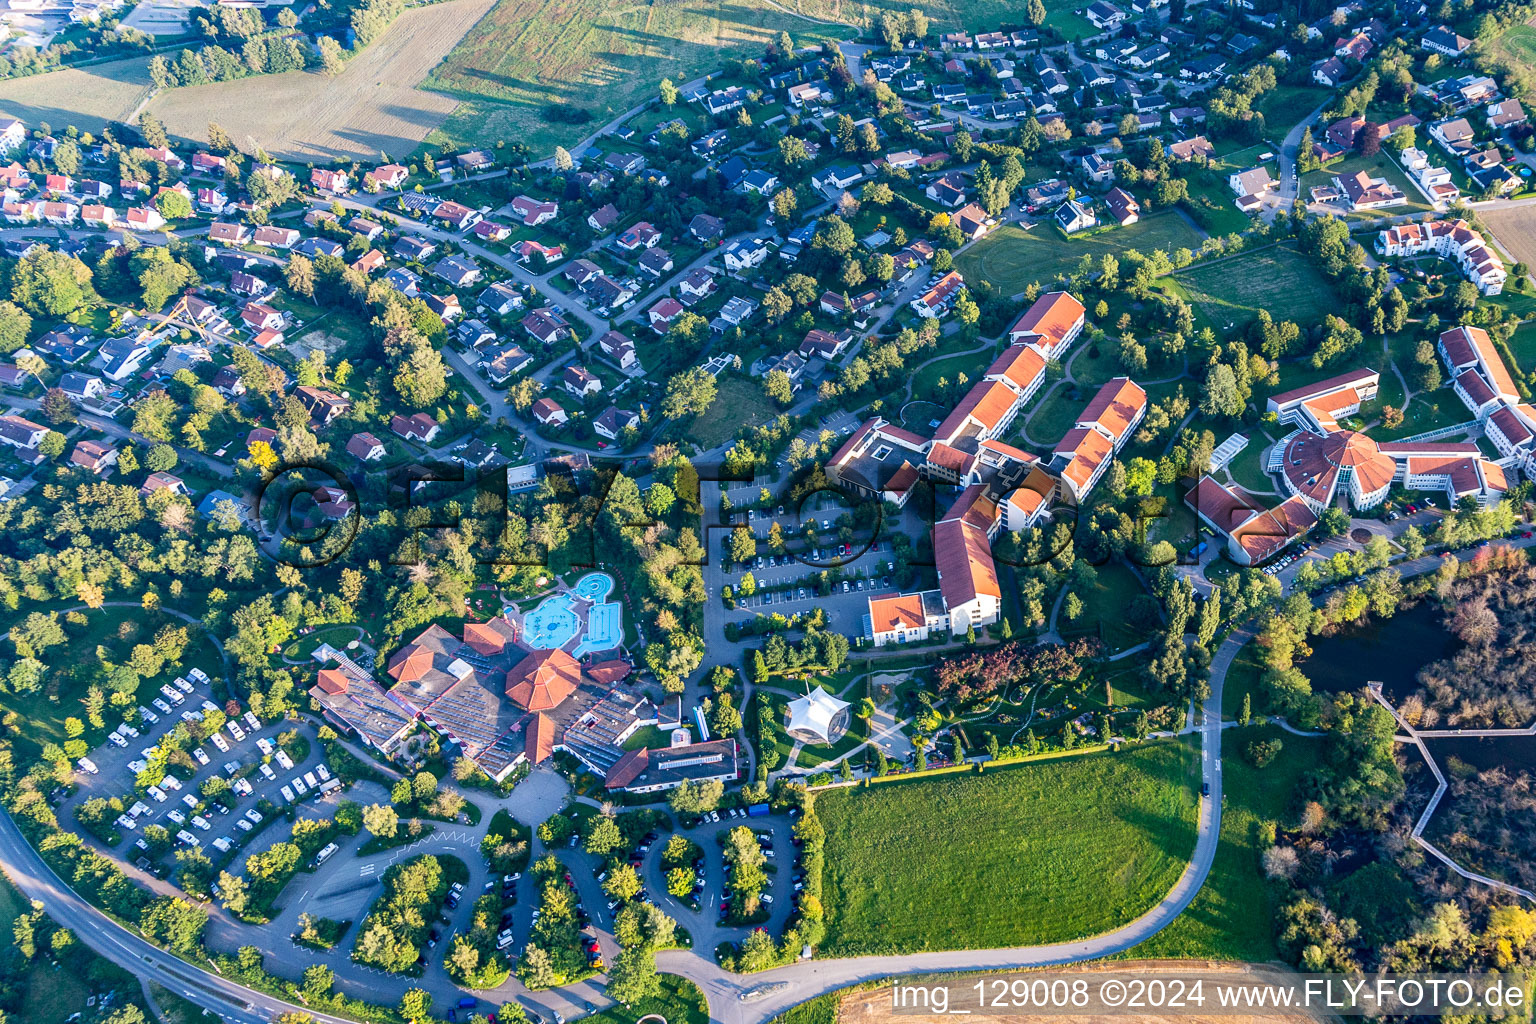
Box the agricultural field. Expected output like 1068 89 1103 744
147 0 494 161
1480 204 1536 275
419 0 849 155
777 0 1074 32
1164 242 1338 331
816 740 1199 955
956 213 1206 297
0 56 153 134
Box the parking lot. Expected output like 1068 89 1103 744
63 672 337 874
719 495 920 634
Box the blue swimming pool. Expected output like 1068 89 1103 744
573 572 613 602
521 573 622 654
521 593 581 650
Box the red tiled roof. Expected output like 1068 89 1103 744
387 643 434 683
315 668 350 695
462 621 507 656
1008 290 1085 352
505 649 581 712
868 592 926 632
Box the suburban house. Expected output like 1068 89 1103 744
532 397 568 427
1104 187 1140 226
511 195 559 226
347 432 387 462
391 412 441 444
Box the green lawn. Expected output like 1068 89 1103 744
817 740 1199 955
1507 321 1536 378
685 375 783 449
1061 558 1152 653
1255 83 1331 130
1375 388 1476 440
0 606 228 761
419 0 853 155
1124 725 1321 961
1164 242 1339 332
911 351 994 406
584 975 709 1024
956 213 1206 297
1496 23 1536 74
1220 639 1266 720
1019 382 1082 447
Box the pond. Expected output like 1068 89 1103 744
1299 601 1457 703
1425 736 1536 775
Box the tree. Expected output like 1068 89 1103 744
146 443 178 473
608 947 661 1004
399 989 433 1023
553 146 573 172
660 368 717 419
1027 0 1046 24
218 870 248 914
659 77 678 106
763 369 793 405
0 301 30 354
584 814 623 856
12 248 92 317
156 189 193 220
362 803 398 839
38 430 66 459
1200 362 1243 418
603 864 642 903
393 342 448 407
40 387 76 425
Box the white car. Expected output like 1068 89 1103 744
127 759 147 774
256 738 274 756
212 836 232 852
274 750 294 771
138 707 159 725
191 815 211 831
258 763 276 780
174 677 195 694
227 722 246 742
210 733 230 752
291 777 308 795
160 686 184 705
120 724 139 739
232 779 253 797
280 785 294 803
192 748 210 766
147 786 167 803
223 760 241 776
235 818 253 833
153 698 172 715
108 733 128 748
315 764 331 781
243 711 260 730
140 746 158 760
200 700 218 713
116 814 137 831
160 774 182 791
76 757 98 775
181 709 203 724
181 793 198 810
167 809 186 825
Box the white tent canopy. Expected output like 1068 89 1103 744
786 687 852 744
